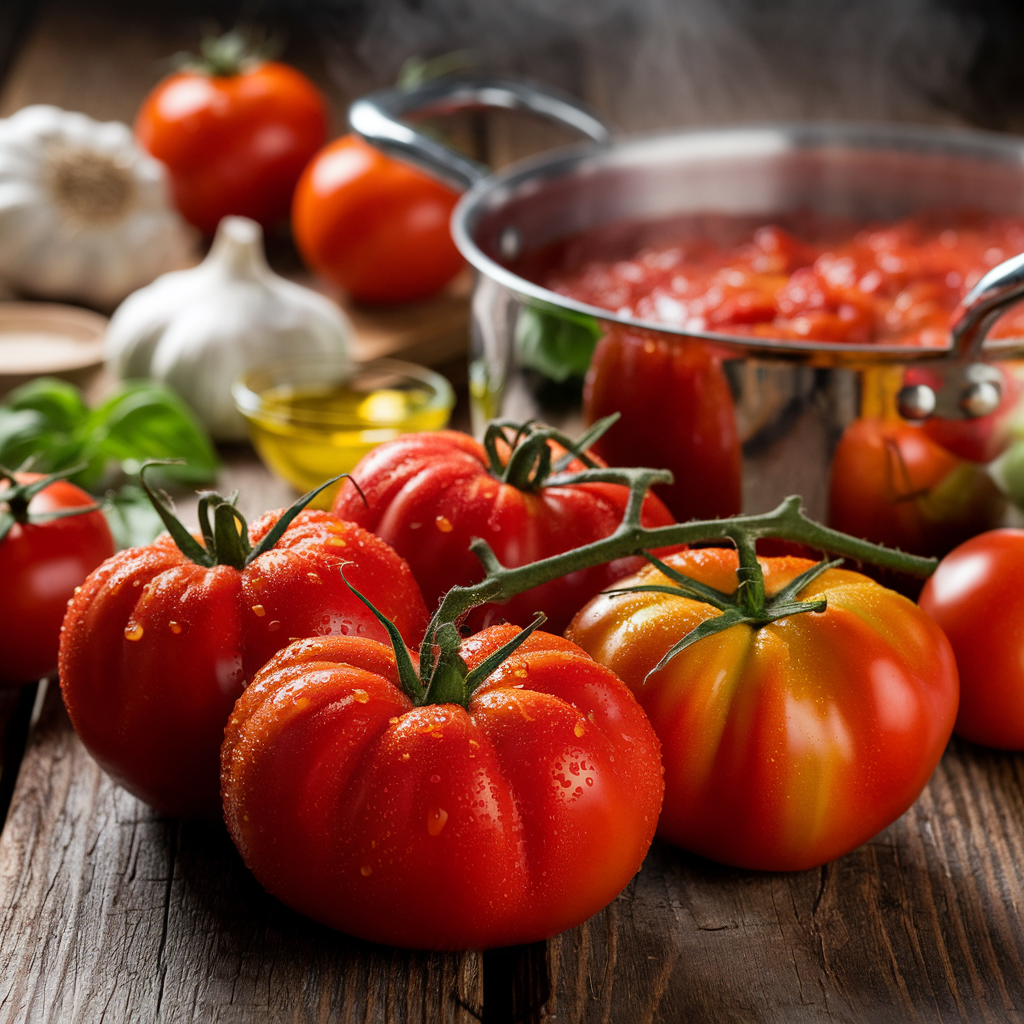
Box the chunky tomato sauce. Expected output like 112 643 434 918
535 213 1024 346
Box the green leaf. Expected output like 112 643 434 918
4 377 88 430
101 484 167 550
515 303 602 383
645 607 754 680
85 381 219 485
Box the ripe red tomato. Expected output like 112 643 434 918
221 623 664 949
292 134 464 304
582 327 742 521
136 60 327 234
0 473 114 687
331 428 676 634
567 548 959 871
59 509 427 817
828 417 1004 557
919 530 1024 749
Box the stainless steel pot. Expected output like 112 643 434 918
351 79 1024 544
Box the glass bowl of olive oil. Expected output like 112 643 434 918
233 356 455 508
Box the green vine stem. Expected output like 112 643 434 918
418 477 938 677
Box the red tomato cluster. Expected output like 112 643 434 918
135 45 464 303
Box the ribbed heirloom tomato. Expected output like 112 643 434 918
567 548 959 871
332 420 676 634
60 485 427 817
136 40 327 233
221 623 664 949
1 471 114 687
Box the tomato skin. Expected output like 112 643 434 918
567 548 959 871
918 530 1024 749
583 328 742 521
58 510 427 817
136 62 328 233
221 624 663 949
292 134 464 304
828 417 1005 557
331 429 676 634
0 475 114 687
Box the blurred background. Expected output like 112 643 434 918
4 0 1024 133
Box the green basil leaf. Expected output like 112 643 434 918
515 303 602 383
86 381 219 484
101 483 168 550
0 407 85 474
4 376 89 430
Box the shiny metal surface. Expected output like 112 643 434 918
354 80 1024 526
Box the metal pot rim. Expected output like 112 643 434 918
450 119 1024 365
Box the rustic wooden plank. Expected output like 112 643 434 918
0 681 483 1024
530 741 1024 1023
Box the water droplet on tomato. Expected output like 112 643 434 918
360 865 373 876
574 722 586 738
353 689 369 704
251 604 266 617
268 620 281 632
435 515 453 533
430 773 441 784
124 623 144 641
427 807 449 836
168 621 182 635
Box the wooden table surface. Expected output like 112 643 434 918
3 3 1024 1022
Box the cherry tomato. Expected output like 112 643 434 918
0 473 114 687
136 60 327 234
567 548 959 871
292 134 464 304
59 509 427 817
919 530 1024 749
331 427 676 635
583 327 742 521
221 624 664 949
828 417 1004 557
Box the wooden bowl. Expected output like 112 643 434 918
0 302 108 396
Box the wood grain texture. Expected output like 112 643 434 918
0 682 482 1024
532 741 1024 1024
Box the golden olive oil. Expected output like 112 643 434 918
246 383 450 508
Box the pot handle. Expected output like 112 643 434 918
897 252 1024 421
348 77 612 192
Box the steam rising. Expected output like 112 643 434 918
318 0 982 130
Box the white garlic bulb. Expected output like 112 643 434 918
0 104 197 307
106 215 354 441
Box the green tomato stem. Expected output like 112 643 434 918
418 486 938 669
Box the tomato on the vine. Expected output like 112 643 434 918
828 417 1004 557
919 529 1024 749
292 134 464 304
582 327 742 521
221 623 663 950
0 471 114 687
59 482 427 817
567 548 959 871
136 38 327 234
332 421 676 635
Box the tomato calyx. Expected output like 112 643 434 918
138 460 350 570
606 548 843 676
0 464 100 543
341 564 546 708
174 29 277 78
483 414 620 491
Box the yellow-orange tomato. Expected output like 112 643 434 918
567 548 959 871
292 134 464 304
